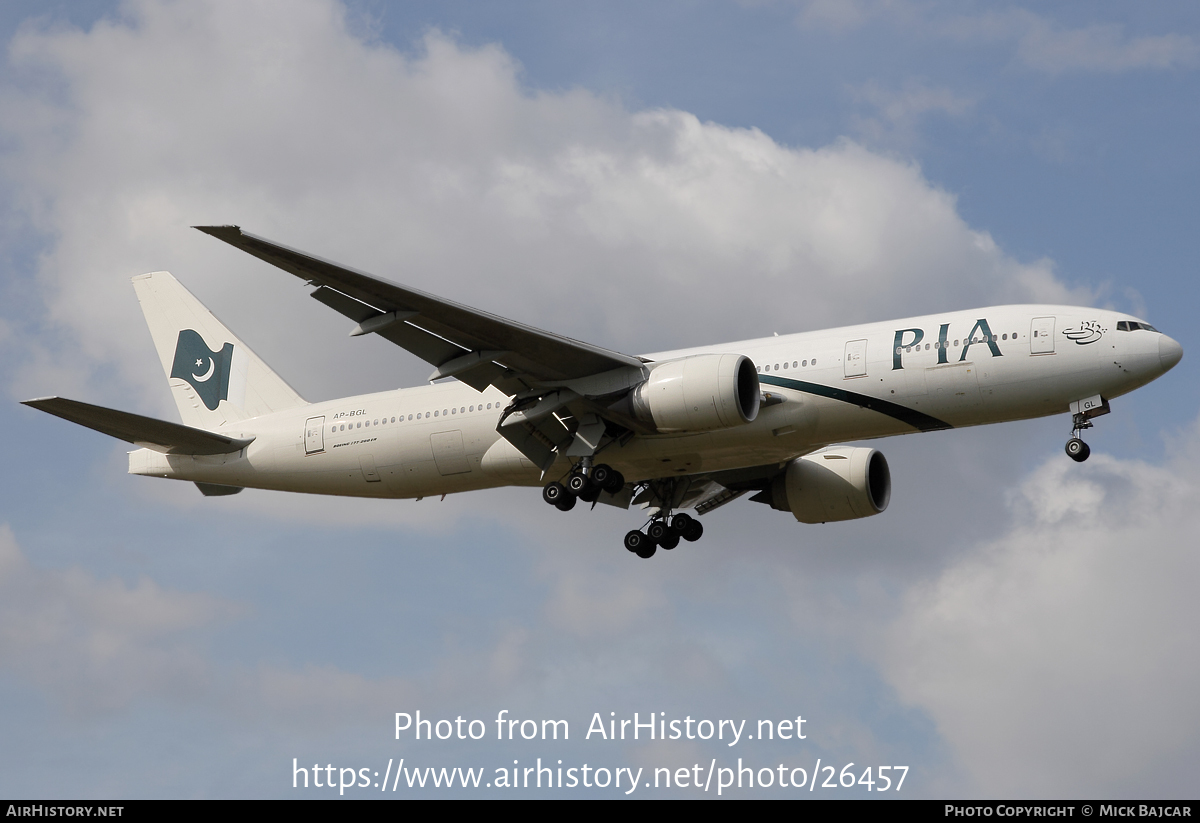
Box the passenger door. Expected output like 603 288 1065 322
304 416 325 455
844 339 868 378
1030 317 1055 355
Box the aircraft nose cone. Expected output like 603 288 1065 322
1159 334 1183 372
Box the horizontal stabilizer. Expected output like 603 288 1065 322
22 397 254 455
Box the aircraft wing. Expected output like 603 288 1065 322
194 226 646 396
22 397 254 455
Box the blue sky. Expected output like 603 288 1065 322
1 0 1197 798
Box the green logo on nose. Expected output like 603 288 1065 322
170 329 233 411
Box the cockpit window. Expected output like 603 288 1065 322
1117 321 1159 332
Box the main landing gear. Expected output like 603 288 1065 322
542 463 625 512
542 465 706 558
623 512 704 559
1065 412 1092 463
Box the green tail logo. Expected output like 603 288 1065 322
170 329 233 411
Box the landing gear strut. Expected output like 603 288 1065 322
1065 412 1092 463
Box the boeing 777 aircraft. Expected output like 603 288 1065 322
24 226 1183 558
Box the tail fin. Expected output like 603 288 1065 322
132 271 306 429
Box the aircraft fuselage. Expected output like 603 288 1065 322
128 304 1181 498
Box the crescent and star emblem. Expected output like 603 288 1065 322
192 357 216 382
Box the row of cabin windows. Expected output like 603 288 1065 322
330 402 498 433
895 333 1018 355
756 331 1022 370
758 359 816 373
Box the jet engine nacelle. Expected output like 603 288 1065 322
766 447 891 523
628 353 760 433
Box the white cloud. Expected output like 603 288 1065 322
1015 20 1199 74
0 0 1081 424
0 523 235 714
881 419 1200 796
0 521 424 727
794 2 1198 74
941 8 1199 75
851 79 975 147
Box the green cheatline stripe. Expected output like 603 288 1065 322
759 374 952 432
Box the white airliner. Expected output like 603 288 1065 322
24 227 1183 557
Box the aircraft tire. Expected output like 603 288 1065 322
647 520 669 544
555 493 577 511
1065 438 1090 463
605 471 626 494
659 532 680 550
592 464 614 488
636 542 657 559
569 472 601 502
543 481 567 506
593 464 625 494
670 512 694 533
682 521 704 542
624 530 647 553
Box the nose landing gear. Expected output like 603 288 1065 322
1064 396 1110 463
1065 412 1093 463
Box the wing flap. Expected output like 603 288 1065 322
22 397 254 455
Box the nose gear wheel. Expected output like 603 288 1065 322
1065 411 1094 463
